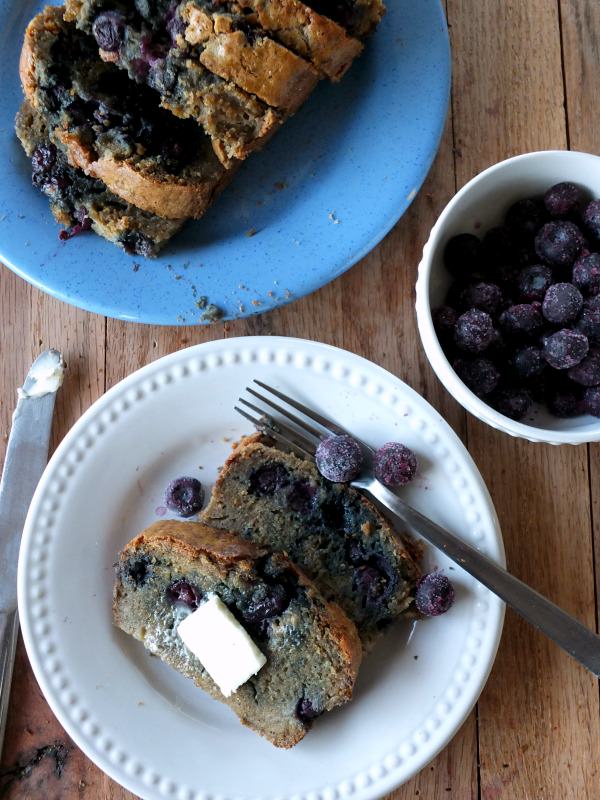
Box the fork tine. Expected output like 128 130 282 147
234 405 316 459
245 386 324 443
253 379 347 437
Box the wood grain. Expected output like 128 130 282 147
449 0 600 798
3 0 600 797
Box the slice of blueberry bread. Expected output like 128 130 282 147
66 0 320 112
20 7 230 218
64 0 291 166
304 0 386 39
115 521 362 748
16 102 183 255
227 0 363 81
202 434 421 649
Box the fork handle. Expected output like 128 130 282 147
365 480 600 678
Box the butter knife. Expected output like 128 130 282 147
0 349 65 755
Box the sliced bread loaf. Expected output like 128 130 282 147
227 0 363 81
304 0 386 39
64 0 289 165
16 101 183 255
20 6 229 218
202 434 421 648
114 520 362 747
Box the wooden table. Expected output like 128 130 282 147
2 1 600 798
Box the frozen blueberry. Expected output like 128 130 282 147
415 572 455 617
583 200 600 240
92 11 125 52
544 182 584 218
459 282 503 315
576 296 600 343
490 385 532 420
505 198 547 239
567 347 600 386
454 309 494 353
296 697 322 723
432 305 458 343
453 357 500 396
516 264 553 302
583 386 600 416
542 282 583 324
166 579 202 610
535 221 584 267
373 442 417 487
164 476 204 517
315 435 363 483
573 253 600 296
249 464 289 496
498 303 543 338
481 226 516 267
512 346 545 379
542 329 589 369
443 233 481 275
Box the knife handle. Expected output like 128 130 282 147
0 610 19 753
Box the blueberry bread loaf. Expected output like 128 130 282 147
115 521 362 747
203 434 421 648
16 101 184 255
64 0 291 165
20 6 229 218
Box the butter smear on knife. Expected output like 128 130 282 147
17 349 65 399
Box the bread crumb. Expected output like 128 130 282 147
246 227 258 237
251 299 262 307
274 181 287 191
328 211 341 224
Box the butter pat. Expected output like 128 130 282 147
177 593 266 697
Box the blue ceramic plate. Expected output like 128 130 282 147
0 1 450 325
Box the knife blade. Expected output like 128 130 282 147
0 349 65 754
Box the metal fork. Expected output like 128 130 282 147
236 379 600 679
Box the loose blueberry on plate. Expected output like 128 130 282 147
315 434 363 483
164 476 205 517
415 572 455 616
373 442 417 487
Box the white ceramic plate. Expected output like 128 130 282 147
18 336 505 800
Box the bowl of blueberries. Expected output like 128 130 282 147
415 150 600 444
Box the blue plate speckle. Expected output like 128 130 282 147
0 1 450 325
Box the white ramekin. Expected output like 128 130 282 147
415 150 600 445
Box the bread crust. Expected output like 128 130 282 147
233 0 363 80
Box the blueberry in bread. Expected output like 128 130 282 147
64 0 286 166
114 521 362 748
15 101 183 255
20 6 229 218
202 434 421 648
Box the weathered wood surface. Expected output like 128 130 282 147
2 0 600 797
